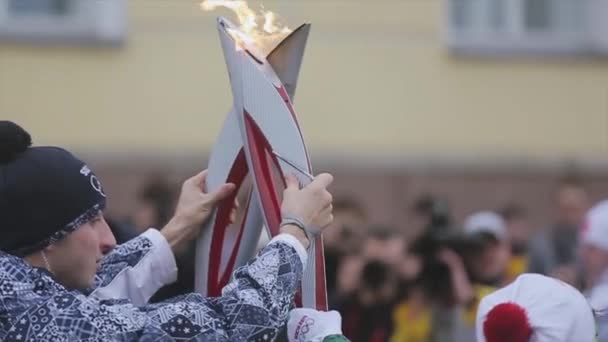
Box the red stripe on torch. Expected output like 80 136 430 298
243 111 282 235
208 149 248 296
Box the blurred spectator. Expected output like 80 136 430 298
399 228 477 342
500 204 532 282
391 286 431 342
392 195 454 342
394 210 506 342
362 225 405 267
335 253 365 302
431 247 484 342
105 216 138 244
463 211 511 287
391 230 428 341
324 197 368 308
406 201 460 310
342 259 398 341
132 176 177 233
528 179 589 286
408 194 451 240
324 197 367 254
434 211 508 341
339 227 401 342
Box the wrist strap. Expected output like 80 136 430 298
280 213 321 243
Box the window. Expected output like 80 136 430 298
525 0 551 30
488 0 506 31
0 0 126 44
9 0 72 16
445 0 608 56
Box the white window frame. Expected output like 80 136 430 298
0 0 126 44
445 0 608 56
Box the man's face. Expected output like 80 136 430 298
470 240 510 284
46 213 116 290
323 209 365 253
556 186 589 227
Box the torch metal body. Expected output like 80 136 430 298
195 17 327 310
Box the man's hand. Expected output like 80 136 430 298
162 170 235 254
280 173 334 248
437 248 474 305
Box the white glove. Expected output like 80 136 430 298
287 308 343 342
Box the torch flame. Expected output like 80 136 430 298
201 0 292 54
263 12 278 33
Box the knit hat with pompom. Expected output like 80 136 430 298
0 121 106 256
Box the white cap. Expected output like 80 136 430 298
476 273 595 342
582 200 608 252
464 211 507 241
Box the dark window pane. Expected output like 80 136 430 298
451 0 474 30
488 0 506 31
8 0 72 16
553 0 584 32
525 0 552 30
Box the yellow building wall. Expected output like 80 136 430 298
1 0 607 160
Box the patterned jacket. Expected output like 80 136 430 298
0 230 307 341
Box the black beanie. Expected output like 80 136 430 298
0 121 107 256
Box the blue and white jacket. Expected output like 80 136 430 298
0 229 307 341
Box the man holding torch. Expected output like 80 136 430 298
0 121 336 341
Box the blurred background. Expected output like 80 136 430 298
2 0 608 341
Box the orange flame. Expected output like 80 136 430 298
201 0 292 54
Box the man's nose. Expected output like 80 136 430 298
98 217 117 255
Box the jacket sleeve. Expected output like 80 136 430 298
85 229 178 305
4 235 306 342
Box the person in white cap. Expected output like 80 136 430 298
581 199 608 340
434 211 511 342
476 273 596 342
463 211 511 286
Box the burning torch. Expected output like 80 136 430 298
194 0 327 310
